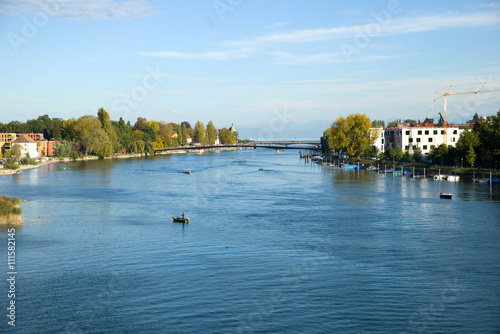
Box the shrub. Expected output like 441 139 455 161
70 151 79 160
0 196 22 216
20 157 37 165
4 163 19 170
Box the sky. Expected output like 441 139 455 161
1 0 500 138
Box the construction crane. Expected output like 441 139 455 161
434 82 500 145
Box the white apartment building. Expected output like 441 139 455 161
384 125 465 155
11 134 39 158
369 127 385 153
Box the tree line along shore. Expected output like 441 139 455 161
321 111 500 171
1 108 239 162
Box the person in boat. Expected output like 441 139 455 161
182 212 185 219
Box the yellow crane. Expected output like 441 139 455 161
434 82 500 145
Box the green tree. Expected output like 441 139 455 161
402 150 412 162
145 141 154 155
371 120 385 128
472 111 500 167
10 144 23 161
37 114 53 139
54 142 73 157
455 129 480 158
206 121 218 145
181 124 188 145
387 119 401 128
429 144 449 165
412 146 422 162
323 113 373 158
394 146 403 161
74 115 109 156
219 128 235 144
384 146 394 161
62 118 77 141
27 118 45 135
194 121 205 144
466 144 476 166
363 145 379 159
52 118 63 140
98 108 119 154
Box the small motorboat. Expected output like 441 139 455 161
259 168 264 171
185 169 191 174
173 216 189 223
439 192 452 199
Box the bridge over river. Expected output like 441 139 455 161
154 140 320 154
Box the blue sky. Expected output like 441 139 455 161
1 0 499 138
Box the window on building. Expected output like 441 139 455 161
452 137 456 142
453 130 457 134
433 130 437 135
418 130 422 135
405 146 409 150
423 145 427 150
381 139 384 144
425 130 429 135
416 138 421 142
441 130 444 135
381 145 384 150
428 138 433 142
406 131 410 135
409 138 413 143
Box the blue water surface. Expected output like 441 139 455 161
1 149 499 333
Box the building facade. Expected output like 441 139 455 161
0 133 17 152
369 127 385 153
384 125 465 155
12 134 39 158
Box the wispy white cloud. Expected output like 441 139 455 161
227 11 500 48
0 0 159 20
139 48 255 61
481 1 500 9
266 51 403 65
140 11 500 64
265 22 288 29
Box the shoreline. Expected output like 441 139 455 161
0 146 246 176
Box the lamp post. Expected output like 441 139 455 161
461 158 463 168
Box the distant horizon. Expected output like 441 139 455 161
1 109 495 141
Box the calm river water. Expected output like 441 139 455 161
1 149 500 333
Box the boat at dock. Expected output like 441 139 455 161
434 174 460 181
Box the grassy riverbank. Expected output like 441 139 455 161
0 195 22 225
